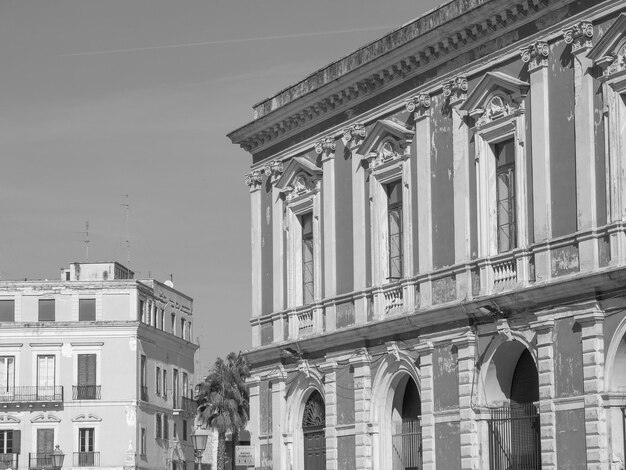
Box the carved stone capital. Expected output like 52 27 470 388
563 21 593 54
520 41 550 71
263 160 284 183
341 123 367 149
244 169 264 190
442 76 468 105
314 136 336 159
406 93 431 118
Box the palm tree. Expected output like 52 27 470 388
196 352 250 470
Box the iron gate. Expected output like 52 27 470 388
391 418 422 470
488 403 541 470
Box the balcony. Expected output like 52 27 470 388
0 386 63 406
73 385 101 400
73 452 100 467
173 396 197 415
29 453 52 469
0 453 18 470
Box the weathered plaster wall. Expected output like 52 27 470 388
555 316 584 398
335 139 354 295
261 182 274 316
433 344 459 411
549 41 577 238
337 435 356 470
555 409 587 470
337 365 355 426
435 421 461 468
259 380 272 435
431 94 456 270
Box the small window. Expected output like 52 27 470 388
0 300 15 322
79 299 96 321
38 299 55 322
163 416 169 440
138 300 144 322
160 309 165 330
163 369 168 399
156 367 161 395
171 314 176 335
156 414 162 439
173 422 178 439
140 428 146 455
180 319 185 339
0 356 15 392
182 420 187 441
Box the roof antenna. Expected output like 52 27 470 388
84 221 90 261
121 195 130 265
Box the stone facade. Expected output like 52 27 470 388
229 1 626 469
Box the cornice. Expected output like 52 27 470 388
227 0 598 154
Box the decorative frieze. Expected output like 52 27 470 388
245 169 264 190
405 93 431 118
520 41 550 71
563 21 593 53
443 76 468 105
341 123 367 149
263 160 284 183
314 136 337 159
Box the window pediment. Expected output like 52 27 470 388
72 413 102 422
274 157 322 201
31 414 61 423
357 120 413 170
461 72 529 128
588 13 626 86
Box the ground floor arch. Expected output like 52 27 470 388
302 390 326 470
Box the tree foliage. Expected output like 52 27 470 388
196 351 250 470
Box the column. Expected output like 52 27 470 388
351 349 373 470
531 317 557 470
566 22 599 270
453 333 479 470
344 124 368 323
321 360 339 470
445 77 472 299
576 310 608 469
407 95 433 307
416 341 435 470
245 170 264 347
266 162 286 341
522 41 552 281
316 137 338 331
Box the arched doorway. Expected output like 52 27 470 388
302 390 325 470
484 342 541 470
390 376 422 470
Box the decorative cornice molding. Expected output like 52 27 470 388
341 123 367 150
314 136 336 160
244 169 264 191
520 40 550 71
563 20 593 53
442 76 468 105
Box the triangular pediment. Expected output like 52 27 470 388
588 14 626 74
274 156 322 195
461 72 529 118
357 119 413 158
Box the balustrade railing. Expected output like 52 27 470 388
297 309 314 335
73 385 101 400
383 283 404 315
492 258 517 290
0 386 63 404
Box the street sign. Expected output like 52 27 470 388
235 445 254 467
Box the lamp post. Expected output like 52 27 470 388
51 445 65 470
191 428 209 470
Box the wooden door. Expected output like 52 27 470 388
304 428 325 470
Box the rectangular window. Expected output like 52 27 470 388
76 354 97 399
0 300 15 322
37 428 54 456
78 299 96 321
160 309 165 330
77 428 95 466
182 372 188 398
494 139 516 252
140 355 147 401
37 355 55 399
0 356 15 393
156 414 162 439
386 180 403 280
156 367 162 395
38 299 55 322
139 300 144 322
300 212 314 305
171 314 176 334
163 369 168 399
140 428 146 455
173 369 179 409
0 429 19 454
163 416 169 440
180 319 185 339
182 420 187 441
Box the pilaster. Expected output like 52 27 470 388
343 124 368 324
350 349 373 470
270 373 287 470
575 310 608 470
530 318 557 470
247 376 261 468
321 360 339 470
407 95 433 307
452 334 479 470
415 341 435 470
246 170 264 347
521 41 552 281
566 22 599 271
266 162 285 316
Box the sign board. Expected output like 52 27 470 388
235 445 255 467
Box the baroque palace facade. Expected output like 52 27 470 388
228 0 626 469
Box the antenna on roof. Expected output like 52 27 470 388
121 195 130 265
84 221 90 261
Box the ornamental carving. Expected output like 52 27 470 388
474 94 514 126
443 76 468 104
263 160 284 182
405 93 431 117
244 169 263 190
365 138 409 170
563 21 593 53
314 136 336 158
603 43 626 77
302 391 325 428
342 123 367 149
520 41 550 71
282 172 319 201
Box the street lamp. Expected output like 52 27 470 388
51 445 65 470
191 427 209 470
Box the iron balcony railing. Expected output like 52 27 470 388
0 453 18 470
72 385 101 400
180 396 197 413
29 453 53 469
140 386 148 402
73 452 100 467
0 386 63 404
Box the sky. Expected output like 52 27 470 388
0 0 442 377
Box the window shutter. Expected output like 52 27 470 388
37 429 54 454
13 430 20 453
78 355 96 386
